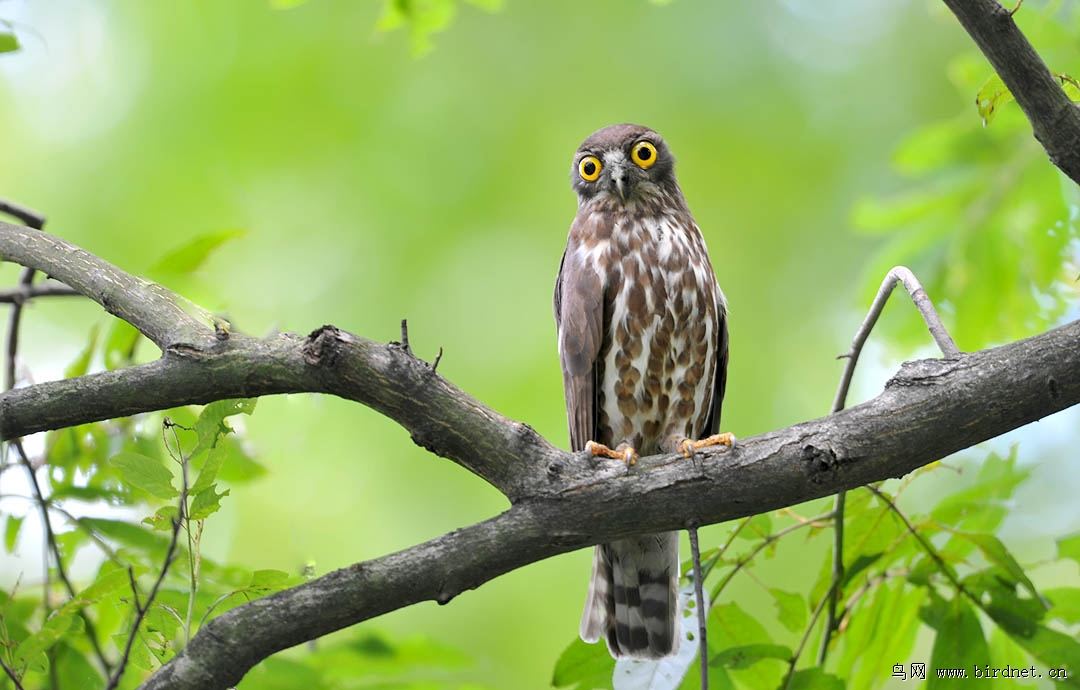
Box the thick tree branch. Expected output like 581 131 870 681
942 0 1080 185
0 223 217 351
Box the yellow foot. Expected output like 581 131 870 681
680 432 737 458
585 440 638 466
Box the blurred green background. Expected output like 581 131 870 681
2 0 1079 687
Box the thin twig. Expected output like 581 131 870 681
0 200 45 229
817 491 845 665
818 265 959 665
165 422 199 645
431 346 443 372
10 447 111 673
864 485 969 598
687 526 707 690
709 512 835 602
0 655 26 690
783 578 840 690
833 266 959 412
5 268 35 392
0 282 79 303
399 318 411 356
836 568 910 633
105 421 189 690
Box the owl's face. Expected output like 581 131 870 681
571 123 677 205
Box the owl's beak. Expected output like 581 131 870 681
610 162 628 201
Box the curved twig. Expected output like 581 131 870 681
818 265 960 664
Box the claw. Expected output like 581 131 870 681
680 432 736 458
585 440 639 466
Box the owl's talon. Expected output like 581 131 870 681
680 432 736 457
585 440 638 466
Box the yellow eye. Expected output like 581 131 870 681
631 141 657 169
579 155 602 181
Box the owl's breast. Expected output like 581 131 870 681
593 214 719 454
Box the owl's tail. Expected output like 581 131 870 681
579 532 680 659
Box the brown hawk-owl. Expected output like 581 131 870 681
553 124 732 658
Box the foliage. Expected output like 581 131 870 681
555 451 1080 689
852 4 1080 351
372 0 503 56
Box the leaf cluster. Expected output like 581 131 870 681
853 4 1080 351
553 450 1080 689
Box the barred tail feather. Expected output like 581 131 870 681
579 532 680 659
580 545 612 644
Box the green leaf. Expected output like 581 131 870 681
4 514 24 553
375 0 456 57
64 565 143 610
843 580 924 689
250 569 291 588
64 325 100 378
54 643 105 690
709 643 790 669
963 569 1045 633
986 626 1032 690
14 611 76 668
976 72 1080 126
785 667 845 690
192 444 227 493
149 229 245 277
945 530 1040 601
104 320 141 369
189 485 229 520
110 452 178 499
932 449 1028 533
841 552 885 590
112 631 154 672
50 485 126 503
737 513 772 540
82 517 171 554
1044 587 1080 625
552 637 615 689
976 74 1015 126
143 505 179 531
922 593 991 690
270 0 312 7
707 603 783 689
193 398 257 456
769 589 806 634
985 619 1080 687
0 32 19 54
1057 533 1080 569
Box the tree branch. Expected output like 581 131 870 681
0 222 217 352
941 0 1080 185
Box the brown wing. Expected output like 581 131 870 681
553 219 606 452
700 290 728 437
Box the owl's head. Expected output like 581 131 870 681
570 123 677 204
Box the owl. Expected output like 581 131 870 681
553 124 731 657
